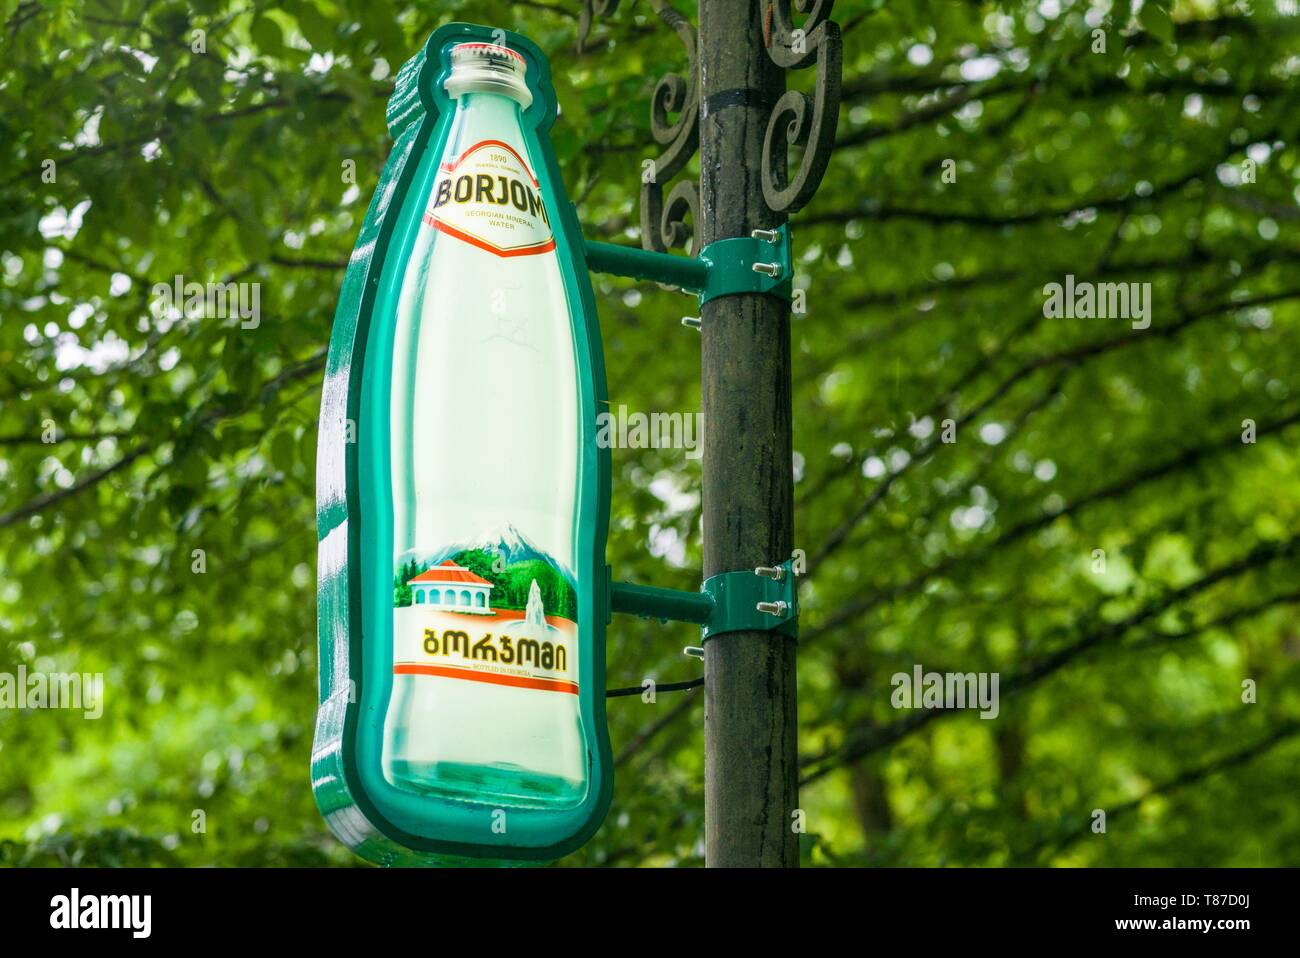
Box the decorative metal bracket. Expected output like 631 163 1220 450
584 224 792 306
581 1 841 233
607 558 800 643
760 1 843 214
579 0 700 254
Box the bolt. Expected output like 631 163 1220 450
754 565 786 581
752 262 781 278
757 600 788 616
751 228 780 243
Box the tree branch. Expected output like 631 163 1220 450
801 537 1300 784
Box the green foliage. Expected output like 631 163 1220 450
393 557 422 607
393 548 576 618
447 549 577 619
2 0 1300 868
467 554 577 620
452 547 498 585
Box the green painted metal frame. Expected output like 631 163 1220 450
585 223 793 306
609 558 799 643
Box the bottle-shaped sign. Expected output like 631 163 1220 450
385 42 585 805
313 27 612 865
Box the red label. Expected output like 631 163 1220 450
423 139 556 257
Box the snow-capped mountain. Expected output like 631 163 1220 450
409 522 576 583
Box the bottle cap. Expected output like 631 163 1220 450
444 42 532 109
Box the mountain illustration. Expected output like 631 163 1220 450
404 522 575 586
395 523 578 619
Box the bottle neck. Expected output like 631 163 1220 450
450 92 524 139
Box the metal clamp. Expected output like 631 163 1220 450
608 557 799 647
699 557 798 642
696 224 793 305
583 223 793 308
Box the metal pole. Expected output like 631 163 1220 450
698 0 799 867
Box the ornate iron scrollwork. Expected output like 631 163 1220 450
581 0 838 239
580 0 700 254
576 0 620 55
761 0 842 214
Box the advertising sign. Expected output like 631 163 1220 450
313 24 613 866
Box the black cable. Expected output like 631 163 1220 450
606 677 704 698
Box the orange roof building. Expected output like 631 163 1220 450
408 560 494 614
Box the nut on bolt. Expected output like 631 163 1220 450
757 600 788 616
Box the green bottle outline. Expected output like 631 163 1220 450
313 22 613 866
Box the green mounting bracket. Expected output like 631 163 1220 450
699 561 798 642
697 226 793 306
584 224 793 307
608 558 799 643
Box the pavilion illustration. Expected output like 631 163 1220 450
408 560 494 614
